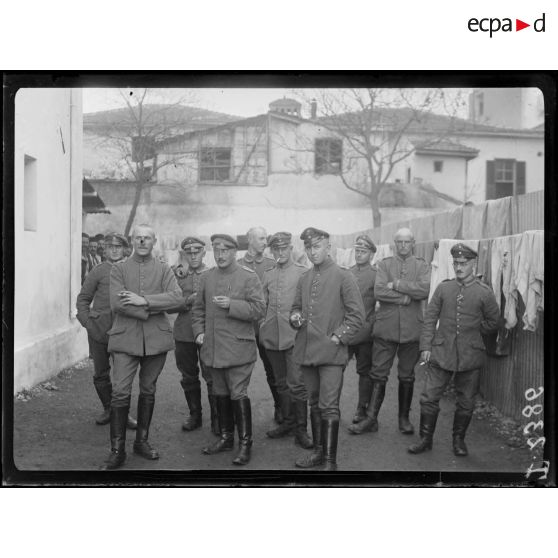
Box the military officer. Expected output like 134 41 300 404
409 243 500 457
237 226 283 424
104 224 183 470
76 233 136 429
168 237 218 435
192 234 266 466
290 227 365 471
349 228 430 436
347 234 378 424
259 232 313 449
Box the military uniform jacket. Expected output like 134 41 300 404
291 257 365 367
76 261 114 344
108 253 183 356
349 262 377 346
260 259 307 351
373 255 431 343
191 262 266 368
420 278 500 372
168 265 209 343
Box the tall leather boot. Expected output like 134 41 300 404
293 399 313 449
348 382 386 434
269 383 284 424
452 411 472 457
202 395 234 454
266 393 295 438
94 381 112 425
353 375 373 423
182 388 202 431
408 411 438 454
295 407 323 468
398 381 415 435
104 405 128 469
232 398 253 465
322 418 340 472
133 395 159 460
208 394 220 437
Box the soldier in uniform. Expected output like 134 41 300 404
347 235 378 424
259 232 313 449
168 237 218 435
76 233 137 429
237 226 283 424
349 228 430 436
81 233 90 284
409 243 499 456
104 224 183 470
192 234 266 466
290 227 365 471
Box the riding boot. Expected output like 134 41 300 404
182 388 203 431
452 411 472 457
398 381 415 435
352 375 373 423
295 407 323 468
208 394 220 437
269 384 284 424
94 381 112 425
232 398 253 465
348 381 385 434
126 414 137 430
293 399 313 449
266 393 295 438
408 411 438 454
133 395 159 460
104 405 128 469
322 418 339 472
202 395 234 454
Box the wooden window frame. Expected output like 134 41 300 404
199 147 232 183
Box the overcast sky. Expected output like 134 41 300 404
83 88 473 119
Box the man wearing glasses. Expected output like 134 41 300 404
409 243 499 456
349 228 430 437
192 234 266 466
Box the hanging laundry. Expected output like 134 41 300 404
490 235 519 329
372 243 393 265
484 197 513 238
462 203 487 240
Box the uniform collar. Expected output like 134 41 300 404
217 261 239 275
277 259 293 269
355 262 372 271
187 264 207 275
313 257 335 272
395 253 413 263
132 253 154 263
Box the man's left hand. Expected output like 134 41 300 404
118 291 147 307
213 296 231 309
330 334 341 345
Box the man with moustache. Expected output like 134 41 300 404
104 224 182 470
259 232 313 449
238 226 283 424
349 228 430 437
76 233 137 429
169 236 218 435
409 243 499 457
290 227 365 471
193 234 266 466
347 235 378 424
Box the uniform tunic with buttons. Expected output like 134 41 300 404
291 257 365 367
76 261 115 344
191 262 266 368
260 260 307 351
420 278 500 371
169 265 209 343
349 262 377 345
373 255 431 343
108 253 183 356
237 253 276 281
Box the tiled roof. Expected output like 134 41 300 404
412 139 479 158
83 178 110 214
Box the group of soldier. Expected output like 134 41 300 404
76 222 500 471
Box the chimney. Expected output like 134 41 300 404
310 99 317 119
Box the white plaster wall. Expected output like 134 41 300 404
14 88 87 392
412 155 468 201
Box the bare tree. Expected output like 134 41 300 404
297 88 468 227
86 88 199 236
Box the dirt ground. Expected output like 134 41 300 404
12 349 534 480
